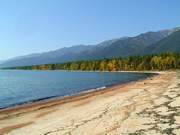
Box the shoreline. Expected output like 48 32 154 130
0 71 157 112
0 71 179 135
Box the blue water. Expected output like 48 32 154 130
0 70 154 109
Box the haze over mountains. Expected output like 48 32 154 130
1 27 180 68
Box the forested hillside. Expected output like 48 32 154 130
151 30 180 53
7 53 180 71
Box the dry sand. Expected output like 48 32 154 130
0 71 180 135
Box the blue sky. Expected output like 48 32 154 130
0 0 180 60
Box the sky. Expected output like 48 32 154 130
0 0 180 60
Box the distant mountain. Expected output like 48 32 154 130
144 28 180 54
0 27 179 68
77 29 175 59
0 45 94 67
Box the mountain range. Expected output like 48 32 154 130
1 27 180 67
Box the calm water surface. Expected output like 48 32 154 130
0 70 154 109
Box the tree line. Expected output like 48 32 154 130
6 52 180 71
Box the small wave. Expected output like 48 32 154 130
79 86 106 94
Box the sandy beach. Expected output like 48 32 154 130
0 71 180 135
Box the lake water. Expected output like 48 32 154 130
0 70 154 109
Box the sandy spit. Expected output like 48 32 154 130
0 71 179 135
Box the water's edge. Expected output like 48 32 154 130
0 72 158 110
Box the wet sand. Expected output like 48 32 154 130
0 71 179 135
